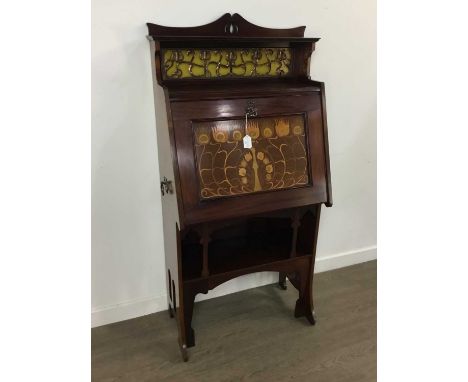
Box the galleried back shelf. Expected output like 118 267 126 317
147 13 332 361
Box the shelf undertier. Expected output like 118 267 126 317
212 246 286 274
182 236 310 281
181 211 317 282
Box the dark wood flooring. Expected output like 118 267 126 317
92 260 376 381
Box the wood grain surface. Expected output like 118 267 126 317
92 260 376 381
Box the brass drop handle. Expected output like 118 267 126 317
160 177 173 196
245 99 257 118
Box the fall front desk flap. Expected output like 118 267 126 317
194 114 309 199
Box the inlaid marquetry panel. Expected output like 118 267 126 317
162 48 291 79
194 115 309 199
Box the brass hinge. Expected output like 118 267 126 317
160 177 173 196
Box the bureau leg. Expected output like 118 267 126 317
294 264 315 325
178 339 188 362
278 272 287 290
168 303 174 318
182 289 196 349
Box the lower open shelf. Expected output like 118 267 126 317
209 241 289 276
181 207 317 281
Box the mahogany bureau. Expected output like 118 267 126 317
146 13 332 361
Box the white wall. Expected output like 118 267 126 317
92 0 376 327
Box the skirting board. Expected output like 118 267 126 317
91 245 376 328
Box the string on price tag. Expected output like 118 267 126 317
243 113 252 149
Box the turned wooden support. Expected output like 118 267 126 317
290 209 301 257
200 226 212 278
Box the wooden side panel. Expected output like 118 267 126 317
150 41 182 329
319 82 333 206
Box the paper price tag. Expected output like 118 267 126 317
243 134 252 149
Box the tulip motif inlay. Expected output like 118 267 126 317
194 115 309 199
